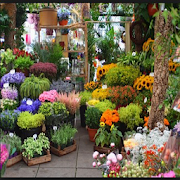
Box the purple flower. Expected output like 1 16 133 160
1 86 18 100
57 7 71 21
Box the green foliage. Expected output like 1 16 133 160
20 74 50 99
166 109 180 129
16 3 27 28
79 91 92 106
22 132 50 159
105 64 141 87
0 132 22 154
85 107 102 129
15 26 26 50
118 103 143 130
1 48 15 67
17 111 45 130
51 124 78 147
94 99 116 113
95 125 122 148
14 56 34 70
38 102 52 117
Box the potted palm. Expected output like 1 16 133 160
85 107 102 142
57 7 70 26
50 124 78 156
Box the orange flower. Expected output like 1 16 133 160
164 118 169 126
144 116 169 127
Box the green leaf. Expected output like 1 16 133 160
11 147 16 156
162 10 168 23
175 34 180 44
159 104 163 109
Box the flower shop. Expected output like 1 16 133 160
0 2 180 178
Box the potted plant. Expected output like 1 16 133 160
1 86 18 100
56 91 81 127
14 56 34 77
20 74 50 100
39 90 58 103
94 109 123 153
22 132 51 166
85 107 102 142
17 111 45 141
61 28 69 35
57 7 70 26
29 62 57 80
79 91 92 127
0 130 22 167
50 124 77 156
0 109 20 132
117 103 144 134
0 99 19 111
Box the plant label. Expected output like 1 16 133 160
53 126 57 131
173 58 180 63
144 97 147 103
102 85 107 89
3 83 9 88
149 72 154 77
9 132 14 137
10 69 15 74
26 99 33 105
33 134 37 140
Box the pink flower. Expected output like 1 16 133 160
99 153 105 158
116 154 123 161
112 157 117 163
0 144 9 165
92 162 96 167
106 160 111 166
93 151 99 159
97 162 101 166
110 142 115 148
107 152 116 161
163 171 176 178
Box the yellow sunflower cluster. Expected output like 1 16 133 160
142 38 154 52
92 88 109 101
133 75 154 92
168 58 180 72
96 63 117 81
84 81 102 91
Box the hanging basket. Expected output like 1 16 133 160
39 8 57 26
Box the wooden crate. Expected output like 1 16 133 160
6 153 22 168
50 140 77 156
94 145 115 154
23 150 51 166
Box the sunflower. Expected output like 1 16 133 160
150 85 153 93
110 124 115 131
151 42 155 52
137 82 143 91
141 79 146 87
145 82 151 90
145 45 150 52
100 122 105 127
143 42 147 51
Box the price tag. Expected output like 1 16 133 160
173 58 180 63
53 126 57 131
33 134 37 140
144 97 147 103
9 132 14 137
149 72 154 77
3 83 9 88
26 99 33 105
10 69 15 74
102 85 107 89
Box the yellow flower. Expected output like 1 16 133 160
141 78 146 87
100 122 105 127
150 85 153 93
110 124 114 131
145 82 151 90
137 82 143 91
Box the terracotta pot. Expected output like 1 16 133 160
39 8 57 26
59 19 68 26
87 127 98 142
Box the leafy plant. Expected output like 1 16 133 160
17 111 45 130
22 132 50 159
166 108 180 129
94 99 116 113
85 107 102 129
118 103 143 130
0 99 19 111
79 91 92 106
51 124 77 148
20 74 50 99
29 62 57 79
14 56 34 70
105 64 141 87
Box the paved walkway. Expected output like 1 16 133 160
3 115 102 178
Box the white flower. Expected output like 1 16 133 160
132 52 136 56
53 126 57 131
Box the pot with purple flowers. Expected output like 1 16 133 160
57 7 70 26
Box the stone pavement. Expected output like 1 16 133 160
3 116 102 178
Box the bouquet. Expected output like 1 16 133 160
17 98 41 114
1 86 18 100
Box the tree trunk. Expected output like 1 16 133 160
148 11 173 130
4 3 17 49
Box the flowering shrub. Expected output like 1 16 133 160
92 88 109 101
57 7 70 21
1 72 25 86
1 86 18 100
29 62 57 78
108 85 137 106
133 75 154 92
87 99 99 106
17 98 41 114
56 91 81 115
84 81 102 92
39 90 58 103
13 48 33 59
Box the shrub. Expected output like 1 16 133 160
92 88 109 101
79 91 92 106
105 64 141 87
14 56 34 70
85 107 102 129
29 62 57 78
118 103 143 130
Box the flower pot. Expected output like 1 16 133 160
59 19 68 26
94 145 115 154
20 126 42 142
87 127 98 142
15 68 29 77
39 8 57 26
6 152 22 168
80 105 87 127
